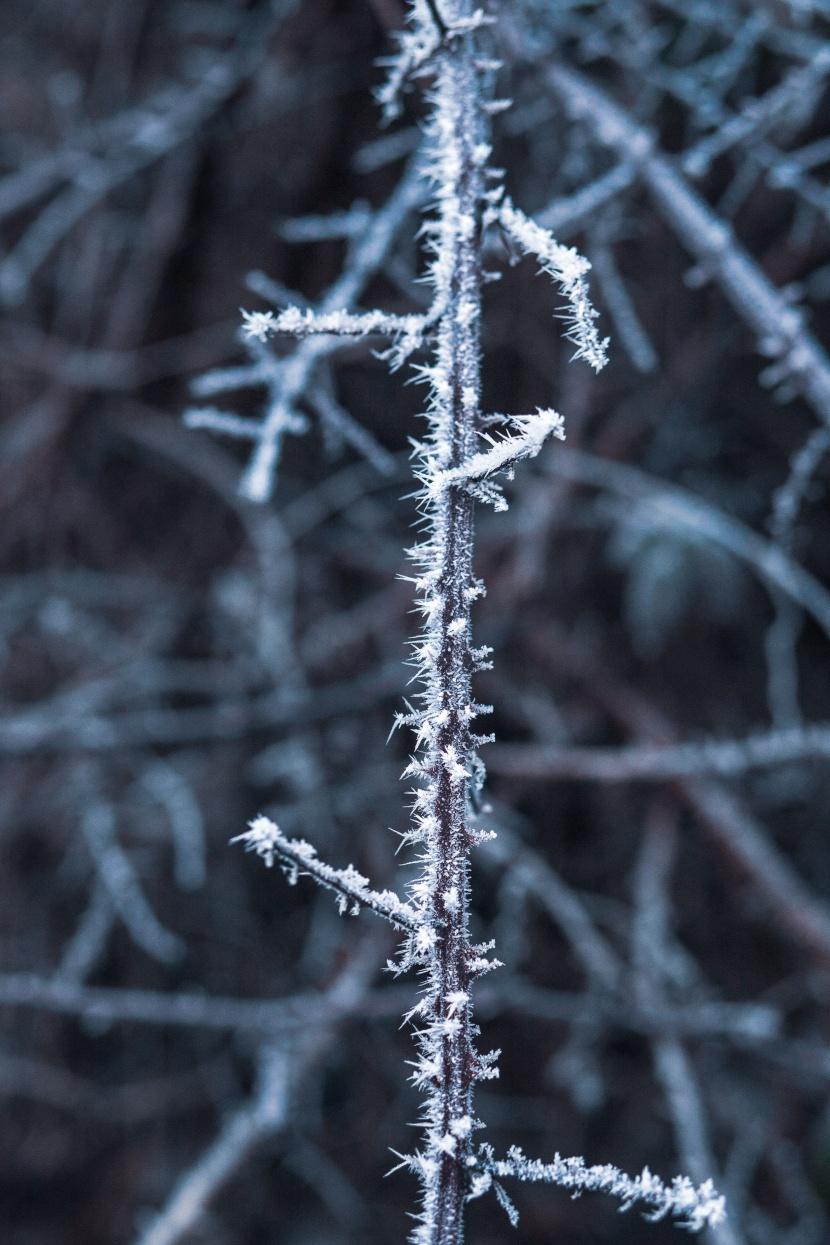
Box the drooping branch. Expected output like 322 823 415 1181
497 198 609 370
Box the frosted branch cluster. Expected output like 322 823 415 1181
15 1 830 1244
213 3 728 1244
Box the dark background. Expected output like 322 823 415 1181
1 2 830 1243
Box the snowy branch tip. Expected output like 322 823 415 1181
422 410 565 511
498 198 609 372
468 1145 726 1233
232 816 421 933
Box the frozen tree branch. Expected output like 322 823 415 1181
8 5 830 1241
182 5 750 1243
466 1144 726 1232
233 816 421 935
187 153 429 501
241 306 428 344
497 198 609 371
425 409 565 511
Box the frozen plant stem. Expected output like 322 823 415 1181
220 3 727 1243
401 16 489 1245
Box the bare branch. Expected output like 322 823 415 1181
549 447 830 639
133 1043 293 1245
543 63 830 427
488 723 830 782
82 800 184 964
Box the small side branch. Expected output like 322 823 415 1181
425 409 565 510
468 1145 726 1232
234 816 421 934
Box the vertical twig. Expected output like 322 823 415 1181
398 13 493 1242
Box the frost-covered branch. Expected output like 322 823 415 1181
190 5 743 1244
241 306 427 345
466 1145 726 1233
497 197 609 371
185 154 428 501
233 816 421 935
425 409 564 511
